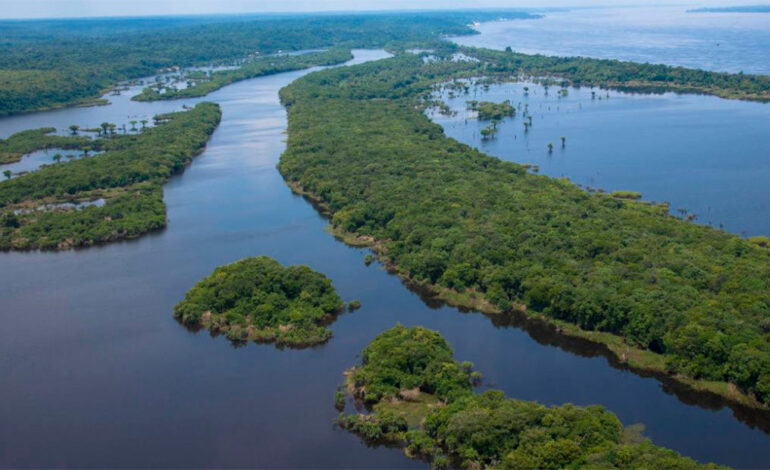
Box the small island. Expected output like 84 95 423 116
466 99 515 120
174 256 344 347
337 325 727 470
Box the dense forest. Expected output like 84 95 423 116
0 11 536 116
0 102 220 250
174 256 345 347
133 48 354 101
338 325 726 469
278 52 770 407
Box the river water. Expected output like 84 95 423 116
452 6 770 75
1 43 770 470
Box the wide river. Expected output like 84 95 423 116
1 33 770 470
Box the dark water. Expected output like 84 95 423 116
430 80 770 237
453 6 770 75
2 50 770 469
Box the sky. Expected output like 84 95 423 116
0 0 764 19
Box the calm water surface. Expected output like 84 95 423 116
430 81 770 237
1 50 770 468
453 6 770 75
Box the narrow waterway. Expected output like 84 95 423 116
1 50 770 468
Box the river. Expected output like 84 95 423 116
0 42 769 470
452 6 770 75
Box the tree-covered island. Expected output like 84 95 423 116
466 100 515 120
174 256 345 347
337 325 727 469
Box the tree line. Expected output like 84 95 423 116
278 52 770 407
338 325 726 469
0 102 221 250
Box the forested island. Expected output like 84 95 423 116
174 256 345 347
0 12 537 116
337 325 726 469
466 100 515 120
132 48 353 101
0 102 220 250
468 47 770 102
279 50 770 408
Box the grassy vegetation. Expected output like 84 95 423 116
0 12 536 116
279 52 770 408
0 128 93 164
338 325 727 469
0 102 221 250
174 256 344 347
133 48 354 101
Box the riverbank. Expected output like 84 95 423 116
286 178 770 413
279 53 770 414
338 325 728 469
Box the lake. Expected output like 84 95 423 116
1 28 770 470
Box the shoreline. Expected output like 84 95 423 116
284 177 770 418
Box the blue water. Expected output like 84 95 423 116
430 80 770 237
453 6 770 75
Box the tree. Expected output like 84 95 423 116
130 120 138 131
52 153 63 163
561 136 566 147
100 122 110 135
69 124 80 135
140 119 148 129
3 170 12 179
548 142 554 153
82 147 91 157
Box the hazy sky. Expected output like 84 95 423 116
0 0 762 19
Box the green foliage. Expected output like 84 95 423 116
471 46 770 102
0 12 536 116
0 102 221 250
350 325 473 403
0 128 92 164
174 256 344 347
133 48 353 101
610 190 643 200
279 53 770 404
339 326 726 469
467 99 515 120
